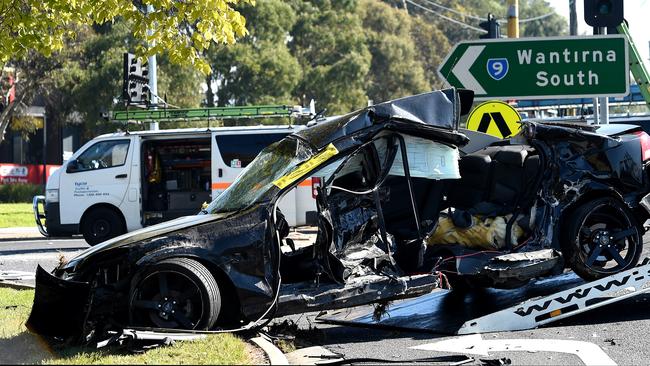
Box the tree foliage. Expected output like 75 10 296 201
0 0 252 74
1 0 569 145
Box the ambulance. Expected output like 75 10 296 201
34 126 317 245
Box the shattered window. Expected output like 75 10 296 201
207 137 313 213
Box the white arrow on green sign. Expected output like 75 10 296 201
438 35 629 100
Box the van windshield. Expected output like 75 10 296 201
206 136 313 214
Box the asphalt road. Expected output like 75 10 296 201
2 235 650 365
0 237 87 273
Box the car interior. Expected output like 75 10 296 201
276 132 545 288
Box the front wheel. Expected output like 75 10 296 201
81 207 125 245
129 258 221 330
562 197 643 281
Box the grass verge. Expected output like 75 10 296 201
0 203 34 228
0 288 254 364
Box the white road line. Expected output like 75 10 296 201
411 334 616 366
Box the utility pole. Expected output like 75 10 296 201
507 0 519 38
569 0 577 36
146 4 159 131
402 0 408 14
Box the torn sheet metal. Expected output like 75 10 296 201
276 274 438 317
316 272 583 334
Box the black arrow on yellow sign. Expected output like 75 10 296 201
477 112 512 138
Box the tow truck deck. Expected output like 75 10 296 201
317 258 650 335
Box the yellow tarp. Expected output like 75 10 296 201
426 213 524 250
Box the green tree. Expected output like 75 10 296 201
0 0 252 142
519 0 567 37
290 0 371 114
208 0 301 109
0 0 251 74
4 20 206 143
360 0 430 103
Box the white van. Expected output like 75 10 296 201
34 126 317 245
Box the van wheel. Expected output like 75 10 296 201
129 258 221 330
81 207 124 246
562 197 643 281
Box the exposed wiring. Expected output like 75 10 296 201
329 185 374 195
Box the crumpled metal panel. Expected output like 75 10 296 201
370 89 459 130
297 88 470 149
26 265 92 339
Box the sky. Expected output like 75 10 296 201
546 0 650 70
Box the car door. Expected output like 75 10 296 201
59 137 134 225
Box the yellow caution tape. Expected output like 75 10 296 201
273 143 339 189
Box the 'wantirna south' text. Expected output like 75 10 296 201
517 48 617 87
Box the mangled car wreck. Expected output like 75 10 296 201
28 88 650 341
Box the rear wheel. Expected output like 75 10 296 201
81 207 124 245
129 258 221 330
562 197 643 281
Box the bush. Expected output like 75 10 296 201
0 184 44 203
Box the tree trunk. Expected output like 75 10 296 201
205 73 215 107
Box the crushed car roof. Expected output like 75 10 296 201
296 88 473 149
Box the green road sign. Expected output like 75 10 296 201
439 35 629 100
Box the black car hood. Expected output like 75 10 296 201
63 213 228 270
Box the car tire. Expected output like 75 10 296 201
129 258 221 330
562 197 643 281
81 207 125 246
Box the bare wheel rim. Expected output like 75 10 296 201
131 270 205 329
577 203 639 274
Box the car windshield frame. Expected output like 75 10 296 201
206 135 315 214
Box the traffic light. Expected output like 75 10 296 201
479 13 500 39
122 53 150 106
584 0 623 27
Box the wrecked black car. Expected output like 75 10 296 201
27 88 650 341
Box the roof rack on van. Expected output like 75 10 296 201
111 104 315 123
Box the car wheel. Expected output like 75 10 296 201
562 197 643 281
81 207 124 245
129 258 221 330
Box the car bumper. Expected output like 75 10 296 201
26 265 92 340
